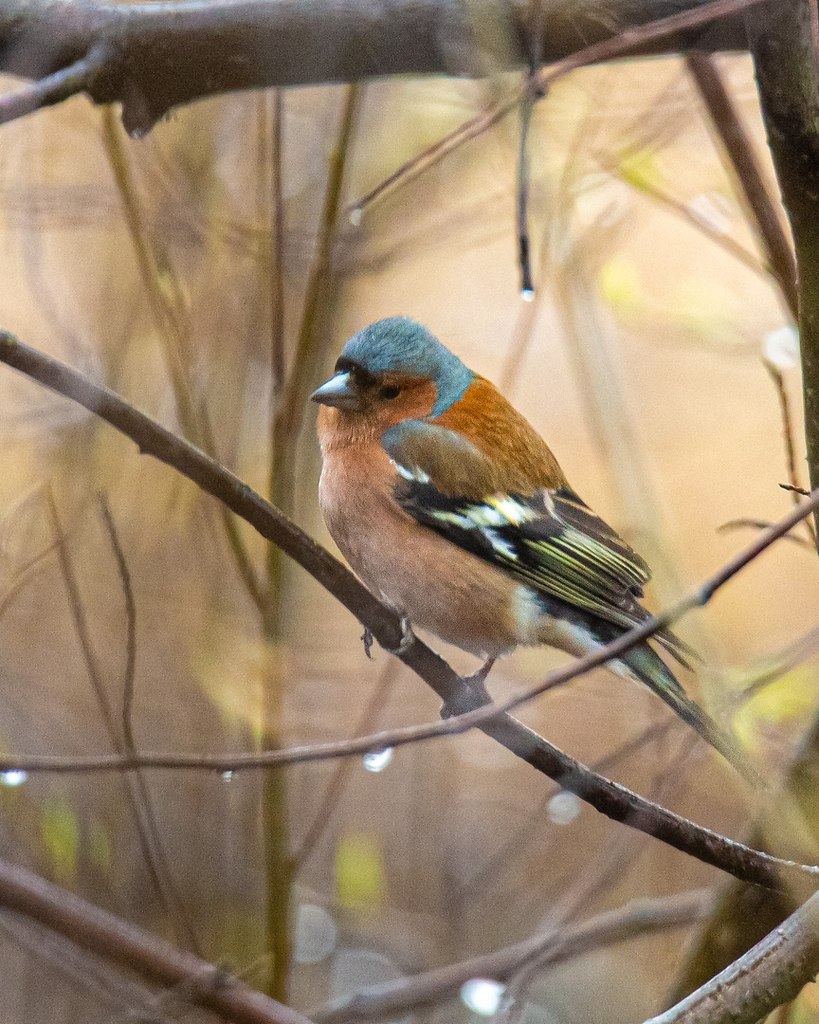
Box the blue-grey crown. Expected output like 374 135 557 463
341 317 474 416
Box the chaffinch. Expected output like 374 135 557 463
312 316 754 783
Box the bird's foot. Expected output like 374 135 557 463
361 627 374 659
383 616 415 656
441 657 496 718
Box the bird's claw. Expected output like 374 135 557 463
361 627 374 659
384 616 414 656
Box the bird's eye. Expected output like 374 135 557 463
380 385 401 400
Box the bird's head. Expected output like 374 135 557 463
311 317 474 425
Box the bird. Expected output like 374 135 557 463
311 315 756 784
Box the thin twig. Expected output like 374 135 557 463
290 661 398 872
47 490 200 953
268 90 286 412
455 719 675 900
604 156 766 277
2 332 819 891
737 625 819 703
315 890 711 1024
517 78 536 298
717 517 814 549
101 107 267 612
0 44 112 127
497 739 698 1024
763 359 817 546
347 0 772 218
96 497 137 747
0 908 176 1023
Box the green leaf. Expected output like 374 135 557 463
335 832 386 911
40 797 80 883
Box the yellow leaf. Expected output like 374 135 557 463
335 832 386 912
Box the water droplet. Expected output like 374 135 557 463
0 770 27 788
349 207 363 227
221 770 235 782
294 903 338 964
547 790 581 825
763 325 799 370
521 287 535 302
461 978 506 1016
687 192 732 235
363 747 393 773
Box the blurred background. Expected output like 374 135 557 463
0 46 816 1024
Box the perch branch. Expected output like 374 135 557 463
1 330 818 894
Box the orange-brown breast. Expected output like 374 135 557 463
432 376 567 495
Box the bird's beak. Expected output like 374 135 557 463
310 371 360 410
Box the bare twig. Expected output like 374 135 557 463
96 497 137 747
455 719 677 900
604 156 766 277
0 856 313 1024
2 331 819 892
315 890 711 1024
717 517 814 549
737 624 819 702
47 490 199 953
763 359 816 546
290 662 398 872
267 90 286 412
0 43 112 127
747 3 819 531
348 0 770 218
101 107 267 612
0 908 176 1023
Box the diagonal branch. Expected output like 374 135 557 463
1 329 818 894
0 855 314 1024
315 890 711 1023
686 51 798 317
644 888 819 1024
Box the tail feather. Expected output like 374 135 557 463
621 644 763 789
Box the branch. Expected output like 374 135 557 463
0 0 763 136
1 330 818 895
686 51 798 317
645 889 819 1024
746 2 819 529
315 891 711 1023
0 856 314 1024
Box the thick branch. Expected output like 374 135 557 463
0 857 313 1024
645 889 819 1024
0 329 817 893
0 0 758 135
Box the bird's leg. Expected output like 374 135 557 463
441 656 496 719
382 616 415 656
360 627 374 659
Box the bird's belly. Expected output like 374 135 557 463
319 467 536 658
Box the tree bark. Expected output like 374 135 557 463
0 0 753 134
747 1 819 528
